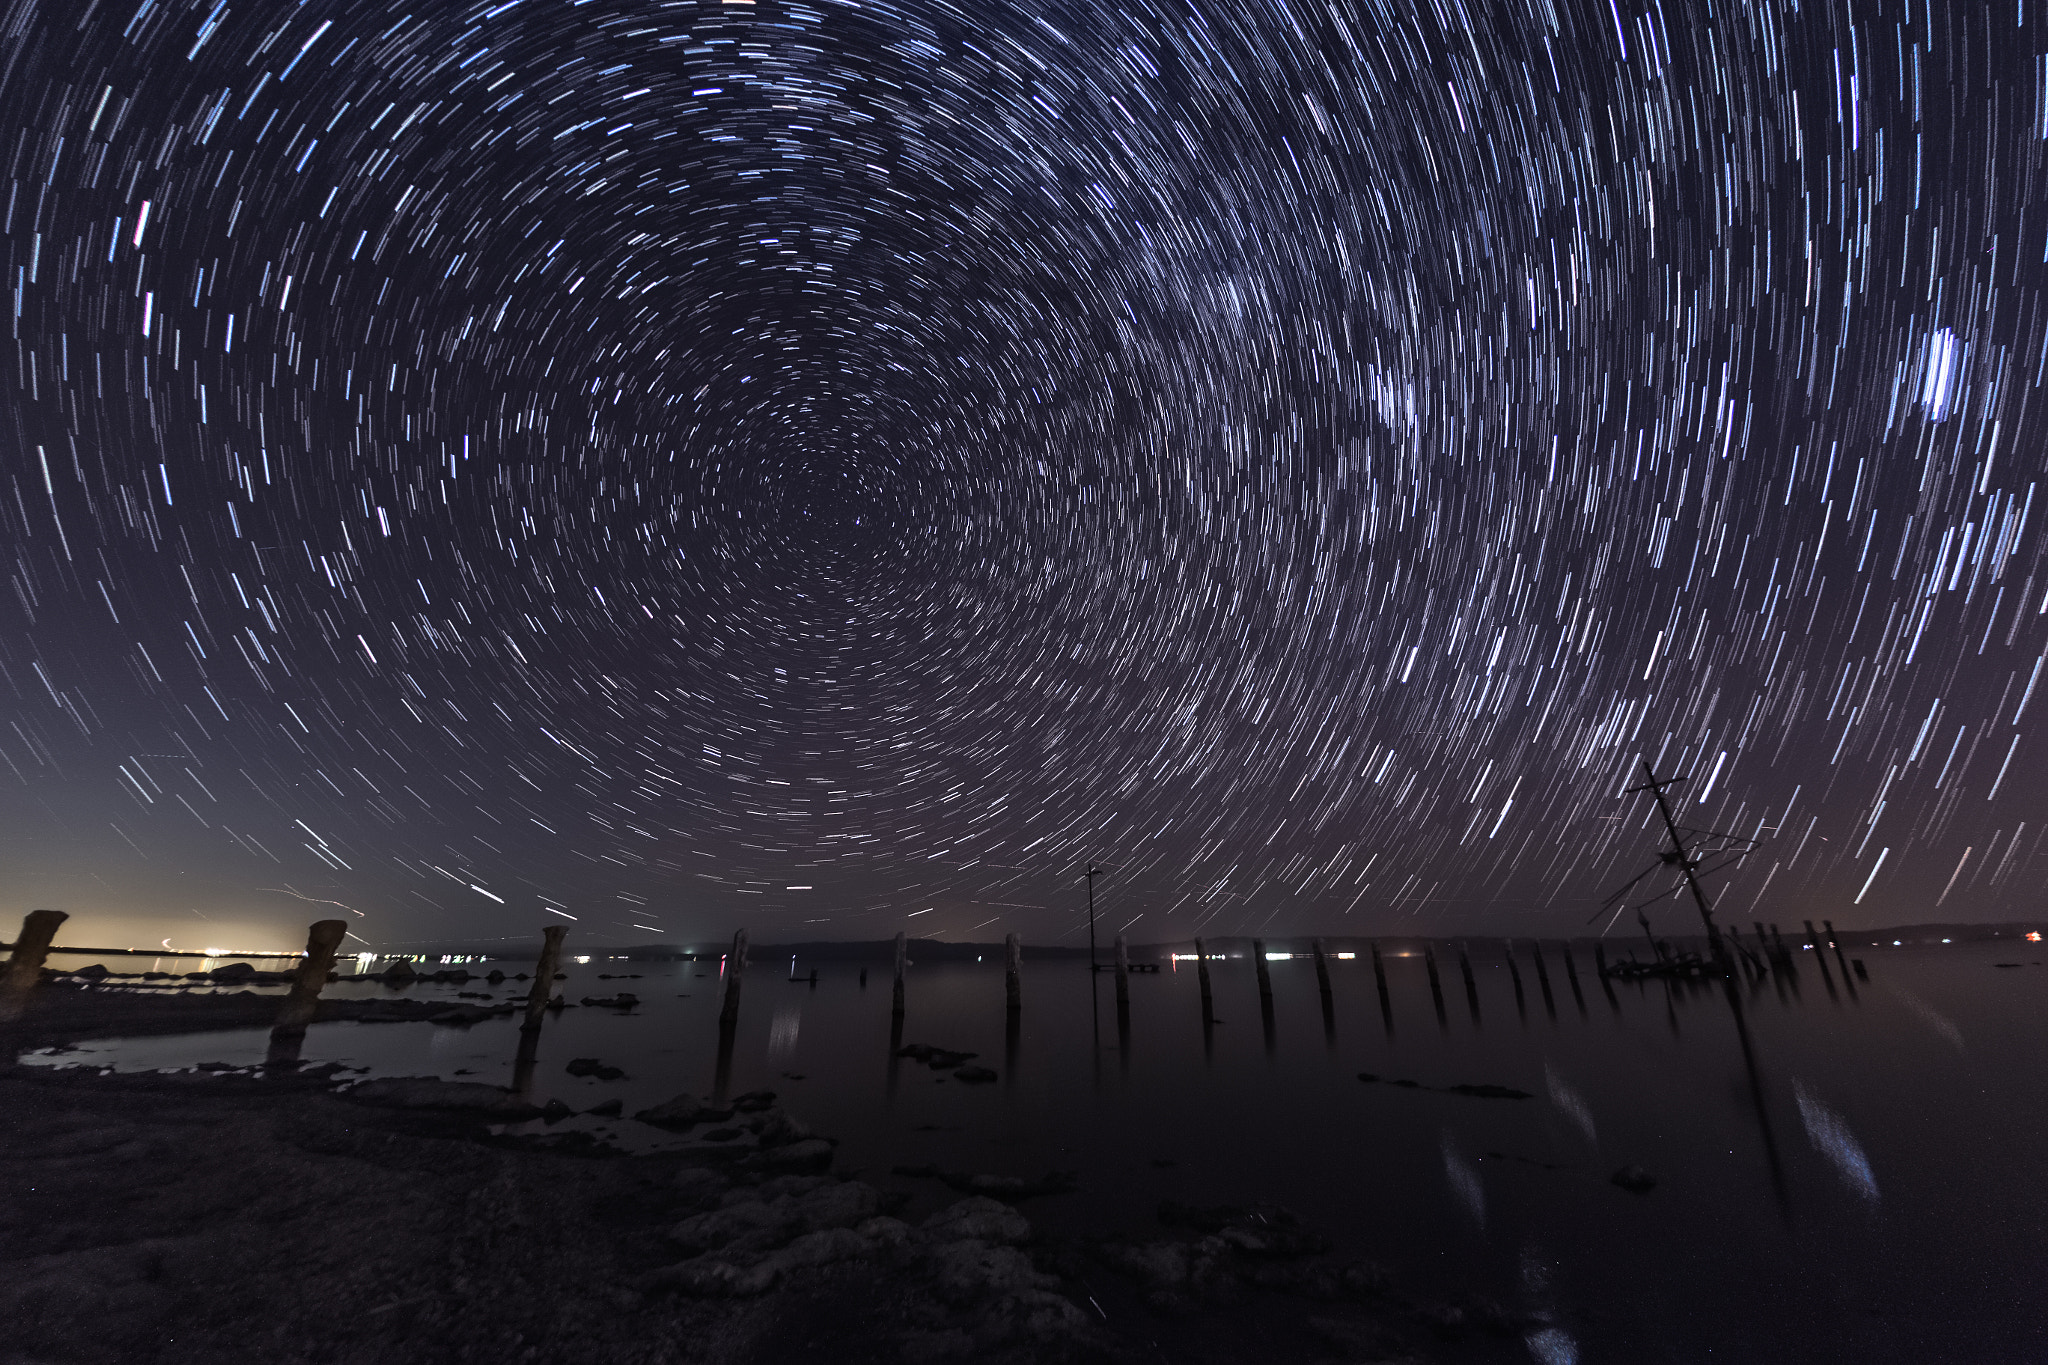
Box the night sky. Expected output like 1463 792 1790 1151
1 0 2043 953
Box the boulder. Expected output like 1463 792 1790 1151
586 1098 623 1118
635 1093 713 1130
71 963 110 982
754 1138 833 1172
343 1077 542 1119
1611 1164 1657 1194
207 962 260 983
754 1111 814 1149
565 1057 626 1081
926 1241 1058 1305
382 959 418 982
921 1197 1032 1246
730 1089 778 1113
953 1065 998 1085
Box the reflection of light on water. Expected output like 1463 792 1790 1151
1890 986 1965 1051
1442 1133 1484 1225
1545 1062 1596 1143
768 1007 801 1059
1794 1079 1880 1203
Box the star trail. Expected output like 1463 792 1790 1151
1 0 2043 949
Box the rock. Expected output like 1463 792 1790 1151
895 1043 979 1070
730 1089 778 1112
382 959 418 981
540 1099 575 1123
673 1167 728 1205
700 1127 743 1143
586 1098 623 1118
948 1170 1076 1200
656 1257 781 1298
755 1111 814 1149
344 1077 542 1119
765 1227 869 1271
953 1065 998 1084
786 1180 879 1230
635 1093 712 1130
1444 1083 1534 1100
207 962 261 983
926 1240 1058 1305
485 969 506 983
70 963 110 982
578 994 638 1009
922 1197 1032 1245
1611 1164 1657 1193
565 1057 626 1081
857 1215 912 1248
670 1200 803 1255
755 1138 834 1172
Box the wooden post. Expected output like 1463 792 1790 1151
1194 937 1214 1019
270 919 347 1038
891 932 907 1017
1370 940 1393 1029
1823 920 1856 988
720 928 749 1025
1114 935 1130 1008
1313 939 1332 998
1560 942 1587 1012
1531 940 1556 1016
1423 942 1446 1024
1253 939 1273 1007
523 925 567 1031
1005 933 1022 1013
1457 946 1480 1021
0 910 68 1024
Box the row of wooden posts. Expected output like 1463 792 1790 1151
0 908 1840 1048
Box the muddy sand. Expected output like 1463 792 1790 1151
0 983 1527 1365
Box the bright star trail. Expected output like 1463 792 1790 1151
1 0 2042 948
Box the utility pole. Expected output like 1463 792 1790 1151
1084 865 1104 972
1628 761 1724 954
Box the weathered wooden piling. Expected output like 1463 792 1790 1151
0 910 69 1025
523 924 568 1031
1114 935 1131 1009
1823 920 1856 991
1253 939 1274 1008
1506 948 1526 1016
1005 933 1022 1013
1560 942 1587 1011
1194 937 1214 1020
1423 944 1447 1027
1313 939 1333 998
720 928 750 1025
270 919 347 1039
891 931 907 1017
1370 940 1393 1029
1457 947 1481 1022
1802 920 1837 992
1531 941 1556 1016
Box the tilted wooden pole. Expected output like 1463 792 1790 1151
1194 937 1213 1020
1253 938 1273 1007
1114 935 1130 1009
270 919 347 1039
1004 933 1022 1013
720 928 749 1025
892 931 907 1017
0 910 69 1024
522 925 567 1032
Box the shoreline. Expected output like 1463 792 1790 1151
2 986 1530 1365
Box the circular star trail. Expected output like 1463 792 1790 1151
1 0 2043 948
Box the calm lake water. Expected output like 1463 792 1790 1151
26 938 2048 1363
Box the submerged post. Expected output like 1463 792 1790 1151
1424 943 1447 1027
270 919 347 1039
1313 939 1333 999
892 931 907 1017
0 910 68 1025
720 928 749 1025
1005 932 1022 1013
1253 939 1274 1007
1114 935 1130 1009
1194 937 1214 1020
523 925 568 1032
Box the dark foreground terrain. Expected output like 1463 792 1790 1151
0 985 1529 1365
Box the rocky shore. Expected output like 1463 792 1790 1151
0 986 1528 1365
